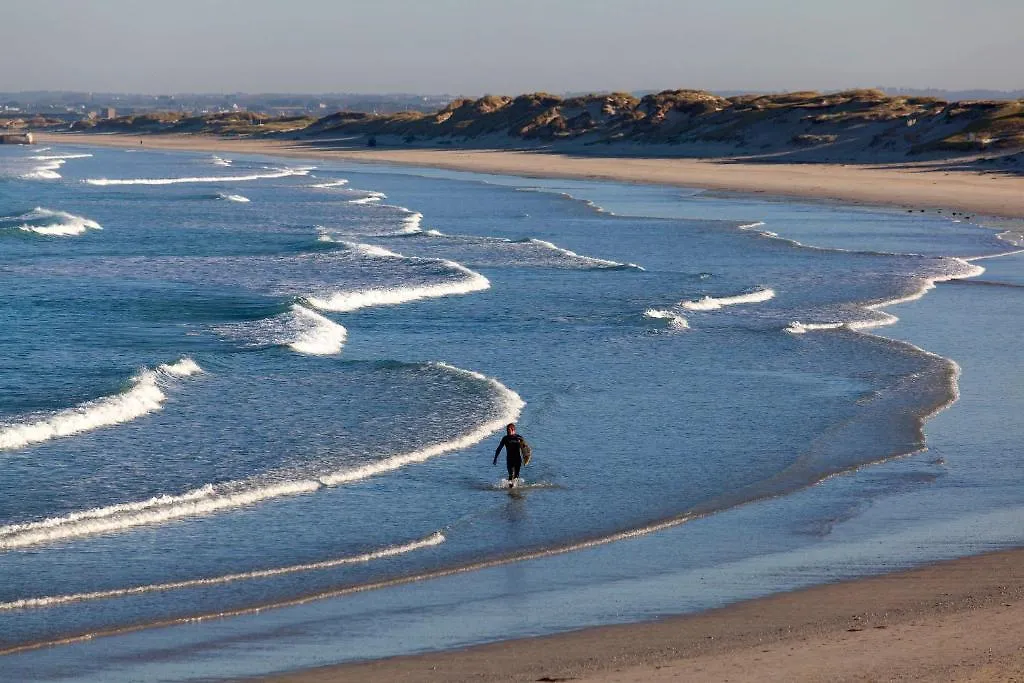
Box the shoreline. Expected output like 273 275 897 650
36 132 1024 220
30 131 1024 680
262 547 1024 682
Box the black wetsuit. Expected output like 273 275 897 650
494 433 525 482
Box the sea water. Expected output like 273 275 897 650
0 144 1021 680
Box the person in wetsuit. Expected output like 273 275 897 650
493 422 526 486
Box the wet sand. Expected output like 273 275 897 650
36 132 1024 220
261 548 1024 682
38 131 1024 680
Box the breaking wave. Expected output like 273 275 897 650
3 207 102 237
20 153 93 180
682 287 776 311
82 167 312 186
0 532 445 610
0 362 521 549
216 192 250 203
0 358 202 452
215 304 347 355
307 241 490 312
644 308 689 330
309 179 349 189
210 156 232 167
514 238 645 270
348 191 386 205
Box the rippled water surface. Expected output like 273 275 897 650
0 144 1021 680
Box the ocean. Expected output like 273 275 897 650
1 144 1022 681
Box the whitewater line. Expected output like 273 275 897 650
644 308 689 330
217 304 347 355
0 532 444 611
681 287 775 311
307 241 490 312
309 179 349 189
0 358 202 452
786 257 986 334
5 208 102 237
518 238 645 270
82 167 312 186
0 363 522 550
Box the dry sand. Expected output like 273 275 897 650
39 132 1024 680
37 132 1024 220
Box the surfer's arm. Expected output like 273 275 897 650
493 436 507 465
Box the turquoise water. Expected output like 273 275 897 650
0 144 1021 681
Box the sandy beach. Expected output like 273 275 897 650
36 132 1024 220
33 131 1024 681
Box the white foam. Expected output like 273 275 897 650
215 305 347 355
340 240 404 259
210 156 232 167
644 308 689 330
309 179 349 189
0 532 445 610
9 208 102 237
287 305 348 355
0 363 520 549
21 159 64 180
0 358 202 452
400 210 424 234
307 242 490 312
31 153 93 161
737 221 766 230
524 238 644 270
785 321 846 335
216 193 250 203
681 287 776 311
82 167 311 186
348 195 384 205
309 260 489 312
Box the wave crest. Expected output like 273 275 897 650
83 167 312 186
3 207 102 237
681 287 776 311
0 358 202 452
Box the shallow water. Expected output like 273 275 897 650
0 145 1021 680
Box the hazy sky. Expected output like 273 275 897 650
4 0 1021 94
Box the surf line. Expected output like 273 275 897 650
0 532 445 611
0 363 523 550
786 256 986 334
82 167 313 185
